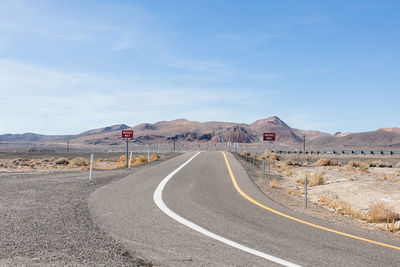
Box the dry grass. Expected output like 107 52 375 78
258 151 280 161
132 156 147 166
119 156 126 162
348 177 354 181
270 178 278 188
345 161 370 173
381 219 400 233
149 154 160 162
313 158 338 167
275 162 294 176
359 162 370 173
319 196 400 231
318 195 364 218
367 203 399 223
55 158 69 165
285 188 294 195
371 160 393 168
285 160 302 167
241 152 251 157
70 157 89 167
319 194 331 206
297 171 325 186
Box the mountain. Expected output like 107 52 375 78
1 117 399 149
251 116 302 143
77 124 130 137
380 127 400 135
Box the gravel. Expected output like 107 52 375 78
0 163 163 266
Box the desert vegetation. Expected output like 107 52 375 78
0 154 162 171
268 155 400 234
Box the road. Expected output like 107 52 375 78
89 152 400 266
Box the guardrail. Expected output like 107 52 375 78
270 150 400 155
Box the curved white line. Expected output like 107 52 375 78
153 152 301 267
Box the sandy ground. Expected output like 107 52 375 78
234 153 400 239
0 153 178 266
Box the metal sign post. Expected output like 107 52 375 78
122 130 134 168
263 133 276 179
268 141 271 177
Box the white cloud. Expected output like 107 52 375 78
0 59 277 134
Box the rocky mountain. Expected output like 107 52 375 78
1 117 400 149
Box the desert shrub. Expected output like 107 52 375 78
371 160 392 168
241 152 251 157
270 178 278 188
367 203 399 223
270 153 280 161
119 156 126 162
395 163 400 168
319 195 363 218
309 172 325 186
70 157 88 167
133 156 147 166
55 158 69 165
150 154 160 162
359 162 370 173
319 195 331 206
286 160 302 167
258 151 280 161
285 188 294 195
314 158 338 167
297 171 324 186
276 162 293 176
346 161 360 168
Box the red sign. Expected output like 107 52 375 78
263 133 276 141
121 130 134 138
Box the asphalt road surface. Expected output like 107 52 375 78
89 152 400 266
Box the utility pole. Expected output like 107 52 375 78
303 134 306 152
173 139 176 152
66 137 70 153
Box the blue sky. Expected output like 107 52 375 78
0 0 399 135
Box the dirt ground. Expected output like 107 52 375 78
0 153 178 266
234 153 400 239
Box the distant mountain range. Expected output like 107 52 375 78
1 116 400 149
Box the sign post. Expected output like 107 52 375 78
263 133 276 178
122 130 134 168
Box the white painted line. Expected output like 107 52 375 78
153 152 301 267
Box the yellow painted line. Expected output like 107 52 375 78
221 151 400 251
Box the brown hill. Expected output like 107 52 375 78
251 116 302 143
380 127 400 135
1 117 400 149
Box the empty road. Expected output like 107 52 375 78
89 152 400 266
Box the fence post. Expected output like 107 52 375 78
305 176 308 208
262 159 265 178
89 153 94 183
128 151 133 168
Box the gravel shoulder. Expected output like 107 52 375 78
0 154 178 266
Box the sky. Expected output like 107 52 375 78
0 0 399 135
